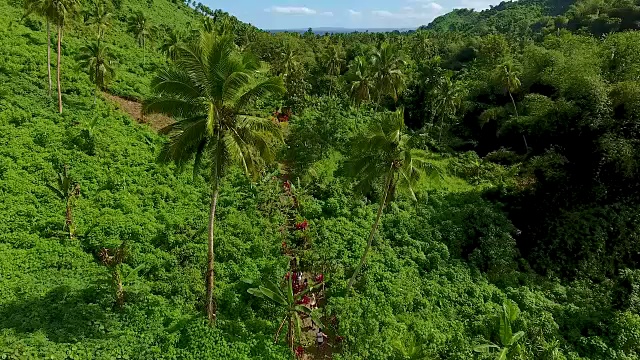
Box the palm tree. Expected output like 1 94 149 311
346 55 373 105
22 0 56 96
322 43 345 97
77 40 116 104
143 33 285 323
496 61 528 151
431 72 465 144
159 29 181 60
127 11 154 66
276 44 299 80
247 276 323 352
345 110 439 293
371 41 406 103
497 62 521 118
52 0 79 114
84 1 111 41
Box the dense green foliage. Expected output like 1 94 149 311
2 0 640 358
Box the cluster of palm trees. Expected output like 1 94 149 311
143 29 440 323
23 0 79 113
346 42 407 105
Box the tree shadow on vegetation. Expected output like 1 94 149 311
0 285 114 343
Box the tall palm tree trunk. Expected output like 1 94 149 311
57 26 63 114
346 173 393 293
509 91 528 151
47 20 52 96
206 182 219 323
508 91 518 118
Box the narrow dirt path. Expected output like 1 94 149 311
102 92 173 132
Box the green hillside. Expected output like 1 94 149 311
2 0 640 359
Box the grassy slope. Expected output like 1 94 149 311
0 1 290 358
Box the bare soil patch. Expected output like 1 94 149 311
102 92 173 132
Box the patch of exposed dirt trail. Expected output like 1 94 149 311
102 92 173 132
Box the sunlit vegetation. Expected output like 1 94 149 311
2 0 640 358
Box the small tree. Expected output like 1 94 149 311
98 242 144 307
474 300 526 360
247 276 323 352
77 40 116 103
46 165 80 240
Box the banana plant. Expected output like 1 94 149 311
247 276 323 352
46 165 80 240
474 300 526 360
98 242 145 307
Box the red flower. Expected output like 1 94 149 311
315 274 324 282
295 346 304 357
295 220 309 231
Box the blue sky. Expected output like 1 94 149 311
201 0 508 29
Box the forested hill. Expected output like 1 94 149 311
3 0 640 358
426 0 640 36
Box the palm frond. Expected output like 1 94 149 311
233 77 284 111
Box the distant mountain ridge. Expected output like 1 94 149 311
266 27 417 35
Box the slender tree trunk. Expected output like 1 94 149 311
508 91 518 118
57 26 63 114
287 317 293 352
47 20 52 96
113 265 125 307
206 183 219 323
509 91 527 151
65 199 74 240
346 172 393 293
275 316 287 343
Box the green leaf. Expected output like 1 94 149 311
474 344 499 353
497 347 508 360
509 331 525 346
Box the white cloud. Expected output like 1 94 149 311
372 10 395 17
371 2 446 21
423 2 443 10
320 11 334 16
348 9 362 16
456 0 496 10
265 6 317 15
